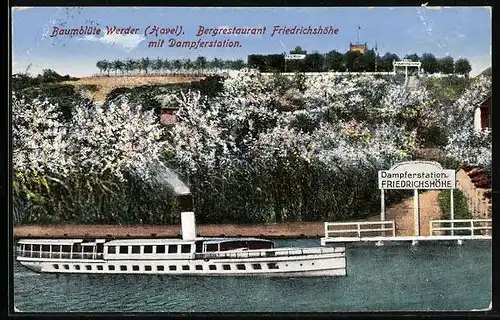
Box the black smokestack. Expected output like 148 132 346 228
178 193 193 212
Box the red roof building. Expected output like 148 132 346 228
474 94 492 132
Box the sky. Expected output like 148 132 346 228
11 6 492 77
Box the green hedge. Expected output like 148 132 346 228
437 189 472 235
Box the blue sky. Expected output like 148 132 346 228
12 6 491 77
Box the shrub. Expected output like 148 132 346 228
438 189 472 235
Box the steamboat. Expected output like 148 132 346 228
16 196 346 277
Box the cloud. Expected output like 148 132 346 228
79 33 145 51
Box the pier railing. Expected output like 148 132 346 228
430 219 492 236
194 247 344 260
324 221 396 239
16 250 104 260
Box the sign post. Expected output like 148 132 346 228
378 161 456 237
414 189 419 236
450 189 454 236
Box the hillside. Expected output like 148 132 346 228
62 75 205 101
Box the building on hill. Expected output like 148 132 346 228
474 93 492 132
160 106 179 125
349 43 367 54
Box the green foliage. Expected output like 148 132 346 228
423 76 471 104
345 51 364 71
438 189 472 235
324 50 345 71
105 76 224 112
12 69 78 91
454 58 472 76
13 170 181 225
420 53 438 74
437 56 454 74
418 124 448 147
378 52 400 72
404 53 420 62
13 83 91 123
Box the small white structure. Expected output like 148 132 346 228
393 59 422 82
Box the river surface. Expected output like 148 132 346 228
13 239 491 312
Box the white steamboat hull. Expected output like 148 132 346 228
17 252 346 277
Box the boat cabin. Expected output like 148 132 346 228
201 238 275 252
102 238 275 257
16 237 275 260
16 239 105 259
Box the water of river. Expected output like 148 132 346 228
13 239 491 312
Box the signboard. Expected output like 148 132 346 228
393 60 421 67
285 54 306 60
378 161 456 190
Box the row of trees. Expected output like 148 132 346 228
248 46 472 75
95 57 246 75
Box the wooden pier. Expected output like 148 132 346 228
320 219 492 246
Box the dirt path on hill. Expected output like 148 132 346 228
367 190 442 236
13 191 443 239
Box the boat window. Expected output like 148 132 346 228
209 265 216 270
182 265 189 271
145 266 152 271
195 241 203 253
169 265 177 271
52 245 61 252
96 244 104 253
120 265 127 271
119 246 129 254
63 264 69 270
236 264 246 270
168 245 178 254
131 246 140 254
24 244 31 251
97 265 103 271
252 264 262 270
107 246 116 254
83 246 94 253
222 264 231 270
53 264 59 269
42 245 50 252
220 241 248 251
62 245 71 253
144 245 153 254
181 244 191 253
108 265 115 271
132 265 139 271
267 263 279 269
156 245 165 254
32 244 40 251
206 244 218 252
195 265 202 271
157 266 164 271
248 241 274 250
86 265 92 271
75 265 81 270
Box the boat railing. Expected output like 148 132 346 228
194 246 344 260
16 250 104 260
